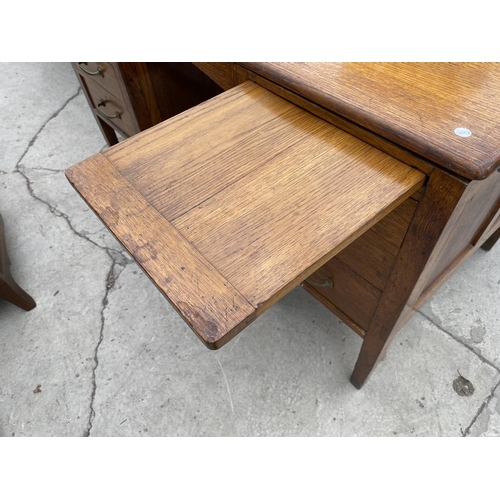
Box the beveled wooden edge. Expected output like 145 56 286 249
238 63 499 181
65 154 256 350
192 63 438 178
241 67 437 178
254 170 425 320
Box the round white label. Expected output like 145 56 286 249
454 127 472 137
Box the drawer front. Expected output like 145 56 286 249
302 197 418 335
74 62 124 102
303 258 381 334
84 77 137 137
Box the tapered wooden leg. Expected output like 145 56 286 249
0 277 36 310
481 226 500 251
0 215 36 311
95 115 120 147
350 170 468 388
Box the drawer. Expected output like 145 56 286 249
302 198 418 335
84 77 138 137
66 81 425 350
303 259 381 335
74 62 124 102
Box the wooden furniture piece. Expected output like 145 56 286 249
67 63 500 389
72 62 222 146
0 214 36 311
67 82 424 348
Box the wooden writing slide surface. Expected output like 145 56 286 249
66 82 425 349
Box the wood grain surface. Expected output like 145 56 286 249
84 77 136 137
350 169 468 387
241 63 500 180
334 198 417 291
304 257 381 332
302 198 417 334
66 155 256 349
66 81 424 349
74 62 123 103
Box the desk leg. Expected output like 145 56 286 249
0 215 36 311
350 170 467 388
95 115 119 147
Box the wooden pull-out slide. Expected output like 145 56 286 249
66 82 425 349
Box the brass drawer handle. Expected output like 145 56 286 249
97 100 121 119
78 62 104 77
305 276 334 288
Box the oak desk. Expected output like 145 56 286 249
67 63 500 388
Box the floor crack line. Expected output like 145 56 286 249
84 261 119 436
15 88 81 170
417 311 500 373
462 379 500 436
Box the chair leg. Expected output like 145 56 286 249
0 277 36 311
0 214 36 311
481 226 500 251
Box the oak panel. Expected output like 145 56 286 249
66 81 424 350
335 198 417 291
169 86 425 307
105 82 312 221
424 170 500 287
242 63 500 180
304 258 381 332
65 155 256 349
351 169 467 387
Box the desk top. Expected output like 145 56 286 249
66 82 424 348
242 63 500 181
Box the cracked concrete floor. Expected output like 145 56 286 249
1 62 500 437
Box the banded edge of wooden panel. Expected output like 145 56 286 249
65 154 256 349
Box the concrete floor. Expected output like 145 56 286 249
1 62 499 437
